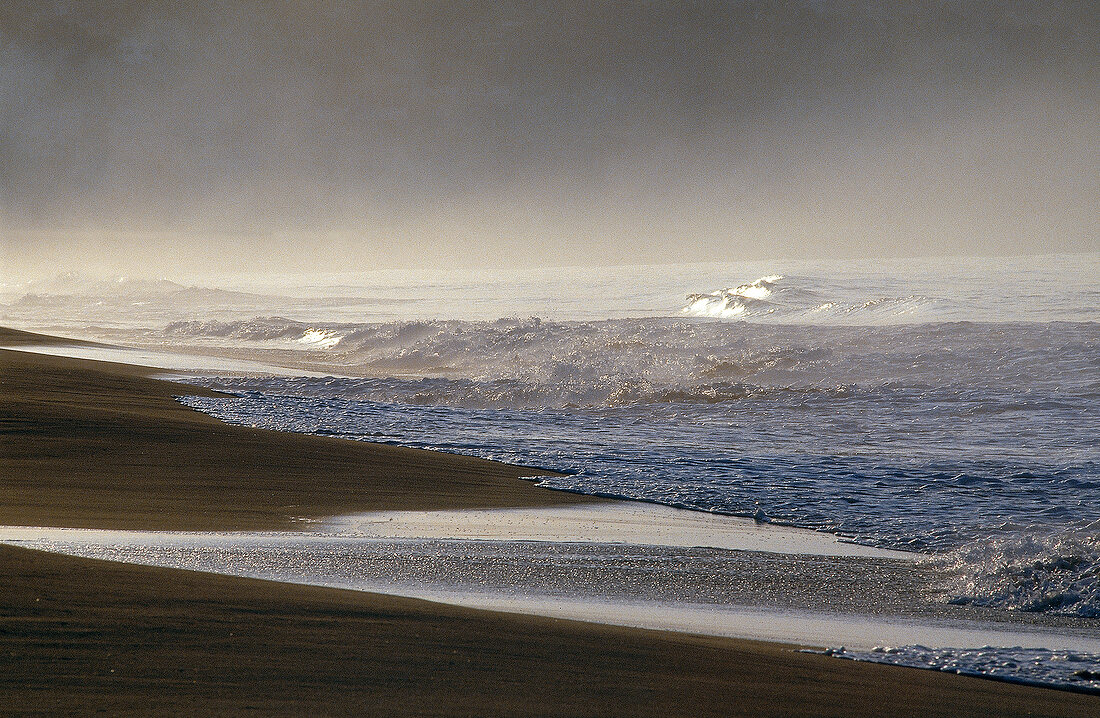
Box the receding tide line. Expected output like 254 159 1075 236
324 503 915 559
417 594 1100 655
2 502 1098 658
0 343 340 378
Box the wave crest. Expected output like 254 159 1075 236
166 317 313 342
924 521 1100 617
681 274 941 321
683 275 785 318
162 316 1096 410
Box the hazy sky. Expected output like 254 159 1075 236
1 1 1097 278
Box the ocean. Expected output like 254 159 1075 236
4 253 1099 620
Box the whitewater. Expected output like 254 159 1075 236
3 253 1098 690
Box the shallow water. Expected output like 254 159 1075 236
3 525 1097 656
180 322 1099 556
4 254 1098 688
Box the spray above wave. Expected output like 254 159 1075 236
164 316 1097 409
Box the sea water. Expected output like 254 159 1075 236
3 253 1098 686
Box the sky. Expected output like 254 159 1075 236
1 1 1097 279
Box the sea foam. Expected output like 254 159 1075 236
925 521 1100 617
823 645 1100 695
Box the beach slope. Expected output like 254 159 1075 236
1 330 1095 715
2 544 1096 717
0 329 592 531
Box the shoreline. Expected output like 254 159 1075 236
325 503 915 558
0 330 598 532
5 520 1098 652
1 329 1097 714
7 541 1096 717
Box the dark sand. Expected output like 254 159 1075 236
5 543 1098 718
1 328 1096 716
0 329 594 532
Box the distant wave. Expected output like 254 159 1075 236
164 316 1098 411
165 317 309 341
166 319 346 349
683 274 786 318
8 258 1099 333
20 272 187 297
12 274 274 315
681 274 940 321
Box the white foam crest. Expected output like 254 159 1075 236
826 645 1100 695
924 521 1100 617
680 274 950 322
682 274 784 318
297 328 344 349
164 317 1095 410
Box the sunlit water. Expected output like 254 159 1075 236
3 253 1098 690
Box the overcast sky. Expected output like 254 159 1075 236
1 1 1097 278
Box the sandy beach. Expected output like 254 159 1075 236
1 328 1097 716
6 2 1096 712
0 327 592 531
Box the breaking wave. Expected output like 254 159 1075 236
683 274 786 318
297 328 345 349
164 316 1097 409
681 274 940 321
926 522 1100 617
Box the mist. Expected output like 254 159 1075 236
1 1 1097 279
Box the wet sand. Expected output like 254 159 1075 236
7 526 1099 654
0 329 594 532
1 328 1097 715
8 543 1098 717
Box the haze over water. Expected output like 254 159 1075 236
4 253 1098 618
2 2 1097 276
2 1 1097 694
